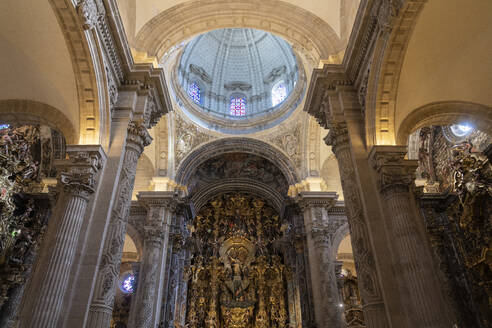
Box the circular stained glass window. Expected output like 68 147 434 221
450 124 473 137
120 273 135 294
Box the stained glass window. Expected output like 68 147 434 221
272 81 287 106
187 82 201 104
121 273 135 293
0 124 10 130
230 97 246 117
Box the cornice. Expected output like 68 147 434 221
94 0 172 117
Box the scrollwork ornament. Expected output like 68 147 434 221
76 0 102 30
370 148 418 195
126 121 153 155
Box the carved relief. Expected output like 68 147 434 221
185 194 290 328
88 121 151 325
174 114 213 166
266 121 302 170
325 123 383 305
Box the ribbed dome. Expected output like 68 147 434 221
177 28 300 123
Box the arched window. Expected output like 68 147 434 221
187 82 201 104
271 81 287 106
230 97 246 117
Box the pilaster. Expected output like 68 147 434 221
19 145 105 328
86 121 151 328
369 146 453 327
128 192 177 328
296 191 343 328
325 123 390 328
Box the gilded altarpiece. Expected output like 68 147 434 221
184 194 301 328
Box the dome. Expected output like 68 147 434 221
173 28 305 134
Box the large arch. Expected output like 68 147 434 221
175 137 300 187
49 0 111 146
0 99 77 144
133 0 344 62
396 101 492 145
366 0 492 146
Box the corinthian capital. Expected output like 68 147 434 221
369 146 417 193
57 145 106 197
324 121 349 155
126 121 153 155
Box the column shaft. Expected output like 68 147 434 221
370 146 452 327
129 192 176 328
19 146 104 328
326 123 389 328
298 193 343 328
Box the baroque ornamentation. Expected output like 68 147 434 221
324 121 383 317
174 114 213 166
185 194 290 328
266 121 302 170
76 0 103 30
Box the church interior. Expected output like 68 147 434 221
0 0 491 327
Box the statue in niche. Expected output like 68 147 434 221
342 270 360 307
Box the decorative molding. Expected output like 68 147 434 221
263 65 287 84
57 145 106 197
369 145 417 194
134 0 342 61
174 113 214 167
223 81 252 92
189 64 213 84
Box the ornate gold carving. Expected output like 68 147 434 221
185 194 289 327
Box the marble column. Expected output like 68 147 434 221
87 122 152 327
369 146 451 327
297 191 343 328
128 191 176 328
20 146 105 328
325 123 389 328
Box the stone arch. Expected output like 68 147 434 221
332 222 350 260
175 137 300 188
49 0 111 147
364 1 427 146
0 99 77 144
123 226 143 261
396 101 492 145
191 179 285 215
366 0 492 146
134 0 343 62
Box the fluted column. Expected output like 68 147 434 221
297 191 343 328
21 146 105 328
129 192 176 328
325 123 389 328
369 146 450 327
87 122 151 327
